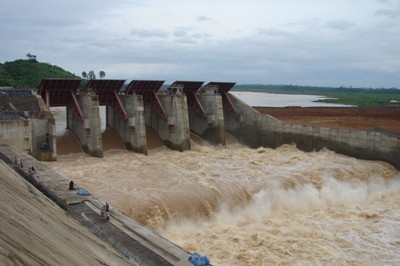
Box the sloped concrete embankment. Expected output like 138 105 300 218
0 144 191 266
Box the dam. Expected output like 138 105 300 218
0 80 400 265
0 79 399 168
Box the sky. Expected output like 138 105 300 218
0 0 399 88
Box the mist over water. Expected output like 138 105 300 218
47 105 400 265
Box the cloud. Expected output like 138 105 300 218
257 28 291 37
172 28 210 44
173 29 188 37
324 20 356 30
375 8 400 18
174 38 197 44
0 0 399 88
130 29 169 38
197 16 211 22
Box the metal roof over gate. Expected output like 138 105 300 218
86 79 127 119
205 82 236 94
38 78 81 107
85 79 125 105
125 80 167 119
125 80 165 95
170 81 204 94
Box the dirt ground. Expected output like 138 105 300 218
255 107 400 134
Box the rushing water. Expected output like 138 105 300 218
45 97 400 265
45 144 400 265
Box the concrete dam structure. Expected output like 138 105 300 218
37 78 227 156
224 94 400 170
0 79 399 169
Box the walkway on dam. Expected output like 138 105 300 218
0 143 192 266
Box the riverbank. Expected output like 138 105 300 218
255 107 400 134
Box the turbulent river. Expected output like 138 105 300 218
44 107 400 265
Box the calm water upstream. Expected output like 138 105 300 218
230 91 354 107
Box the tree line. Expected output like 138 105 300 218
81 70 106 80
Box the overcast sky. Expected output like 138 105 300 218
1 0 399 88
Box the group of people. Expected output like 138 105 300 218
15 156 39 180
15 155 110 222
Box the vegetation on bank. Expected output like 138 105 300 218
233 84 400 107
0 59 79 89
0 57 107 89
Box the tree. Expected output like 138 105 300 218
82 69 105 79
88 70 96 80
99 70 106 79
26 53 37 62
82 71 88 79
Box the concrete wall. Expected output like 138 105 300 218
0 119 31 154
30 94 57 161
30 117 56 161
0 90 57 161
190 92 225 145
225 93 400 170
146 93 191 151
106 95 147 155
67 91 103 157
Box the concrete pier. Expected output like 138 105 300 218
196 85 226 145
174 81 226 146
126 80 191 152
107 94 147 155
85 79 148 155
157 88 191 151
67 90 103 158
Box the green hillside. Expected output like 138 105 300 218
0 59 79 89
